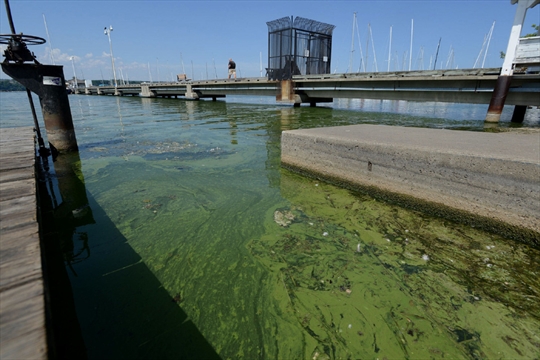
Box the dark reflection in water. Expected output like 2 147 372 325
39 151 220 359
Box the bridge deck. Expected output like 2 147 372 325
77 68 540 107
0 127 47 360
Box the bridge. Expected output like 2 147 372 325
75 67 540 121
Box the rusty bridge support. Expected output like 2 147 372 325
485 0 539 122
485 75 514 123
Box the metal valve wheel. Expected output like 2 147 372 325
0 33 46 45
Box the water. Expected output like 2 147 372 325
1 91 539 359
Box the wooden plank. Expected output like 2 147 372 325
0 167 34 184
0 195 36 230
0 223 41 288
0 178 35 202
0 126 34 135
0 280 47 360
0 145 36 158
0 156 35 172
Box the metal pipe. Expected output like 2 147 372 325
104 26 118 89
4 0 16 34
26 88 46 151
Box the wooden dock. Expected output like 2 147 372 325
0 127 47 359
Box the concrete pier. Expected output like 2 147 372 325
281 125 540 244
0 127 47 359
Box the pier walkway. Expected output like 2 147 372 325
77 68 540 109
0 127 47 359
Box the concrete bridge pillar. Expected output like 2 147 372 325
276 80 295 104
185 84 199 100
140 85 156 98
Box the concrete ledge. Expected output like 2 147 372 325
281 125 540 245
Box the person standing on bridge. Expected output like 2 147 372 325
228 58 236 79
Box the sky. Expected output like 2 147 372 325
1 0 539 81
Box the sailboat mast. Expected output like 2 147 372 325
481 21 495 68
348 12 356 73
369 24 378 72
365 24 370 72
180 53 186 75
355 16 365 72
387 25 392 72
433 38 441 70
409 19 413 71
473 33 488 68
42 14 55 64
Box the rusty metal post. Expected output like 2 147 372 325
2 63 78 151
485 75 513 123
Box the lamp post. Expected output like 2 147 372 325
104 25 118 89
70 56 78 89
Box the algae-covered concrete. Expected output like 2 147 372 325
281 125 540 244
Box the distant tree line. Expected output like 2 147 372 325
0 79 25 91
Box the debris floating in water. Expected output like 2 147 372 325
274 210 295 227
322 232 328 236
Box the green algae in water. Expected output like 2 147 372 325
64 97 540 359
247 170 539 359
81 151 539 359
